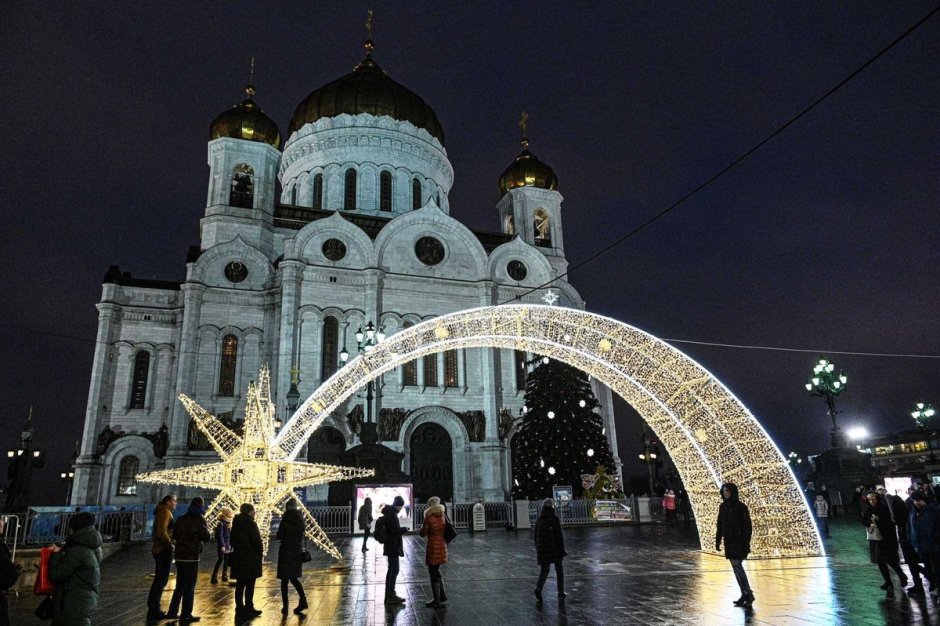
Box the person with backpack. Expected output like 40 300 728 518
358 497 374 553
166 496 211 623
419 496 448 608
534 498 567 601
376 495 406 605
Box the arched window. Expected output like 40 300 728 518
436 192 441 207
130 351 150 409
289 184 298 206
412 178 422 210
423 352 438 387
117 456 139 495
402 322 417 385
218 335 238 396
534 208 551 246
312 173 323 210
321 316 339 381
444 350 458 388
230 164 254 208
344 169 357 210
515 350 528 391
380 171 392 211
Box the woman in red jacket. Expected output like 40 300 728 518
419 496 448 608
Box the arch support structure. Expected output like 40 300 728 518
276 305 822 557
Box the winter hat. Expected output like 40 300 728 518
542 498 555 508
68 512 96 532
393 495 405 507
285 499 299 510
427 496 441 507
219 506 234 521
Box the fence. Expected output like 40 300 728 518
529 498 639 527
305 505 351 534
1 514 22 561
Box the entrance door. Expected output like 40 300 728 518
410 423 453 502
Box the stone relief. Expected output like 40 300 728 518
378 407 410 441
346 404 363 435
187 411 243 451
456 410 486 442
95 423 171 459
142 424 169 459
498 407 516 440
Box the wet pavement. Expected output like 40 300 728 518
7 517 937 624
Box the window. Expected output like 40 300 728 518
423 353 438 387
312 173 323 210
344 169 357 210
402 323 417 385
130 351 150 409
534 208 551 245
321 316 339 381
444 350 458 388
380 171 392 211
290 184 297 205
117 456 139 495
515 350 528 391
436 192 441 207
218 335 238 396
230 164 254 208
412 178 422 210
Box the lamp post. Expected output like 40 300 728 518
805 357 848 448
60 470 75 506
4 408 46 513
638 427 659 495
912 403 937 461
340 321 385 444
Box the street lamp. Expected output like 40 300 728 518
805 357 849 448
639 427 660 495
787 451 803 472
4 408 46 513
340 320 385 444
60 470 75 505
912 403 936 430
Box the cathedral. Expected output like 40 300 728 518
71 38 621 507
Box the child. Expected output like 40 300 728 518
211 506 233 583
813 494 829 538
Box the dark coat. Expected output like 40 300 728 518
381 505 404 558
909 503 940 556
0 542 19 626
49 526 103 626
863 496 899 564
886 494 911 542
276 508 305 580
419 505 448 566
358 503 373 531
534 507 567 565
716 483 752 560
229 513 263 580
172 507 211 562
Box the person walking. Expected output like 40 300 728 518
863 491 908 596
716 483 754 608
210 506 233 584
814 494 830 538
166 496 211 623
419 496 448 608
358 497 374 553
534 498 567 601
48 512 103 626
276 500 309 616
0 517 21 626
909 491 940 600
663 489 677 523
382 495 407 605
147 494 176 621
230 503 264 619
887 489 932 596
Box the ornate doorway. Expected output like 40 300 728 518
410 423 453 503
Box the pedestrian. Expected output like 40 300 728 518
0 516 22 626
166 496 211 623
814 494 830 538
210 506 233 584
48 511 103 626
863 491 908 596
854 485 864 518
381 495 407 605
908 491 940 600
276 499 309 616
819 484 834 517
534 498 567 601
663 489 677 523
147 494 176 621
885 488 931 596
230 503 263 619
715 483 753 608
921 482 937 504
419 496 448 607
358 497 374 553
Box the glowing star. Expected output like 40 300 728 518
137 366 373 562
541 290 560 306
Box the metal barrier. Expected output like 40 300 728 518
528 498 639 527
1 514 22 561
648 496 665 521
451 503 474 530
305 505 351 534
412 503 428 530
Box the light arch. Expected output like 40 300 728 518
276 304 822 557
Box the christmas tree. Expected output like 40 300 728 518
511 357 617 499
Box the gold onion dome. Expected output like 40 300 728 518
498 139 558 195
289 40 445 144
210 84 281 148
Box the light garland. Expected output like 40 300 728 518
276 304 822 558
137 366 374 561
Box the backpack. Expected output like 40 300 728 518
373 516 387 544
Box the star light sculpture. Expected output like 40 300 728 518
137 366 374 561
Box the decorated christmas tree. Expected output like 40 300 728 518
511 357 618 499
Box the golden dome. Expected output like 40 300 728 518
498 143 558 195
210 85 281 148
289 42 445 144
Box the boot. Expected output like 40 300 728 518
732 594 747 606
294 593 309 615
740 592 755 607
439 580 448 603
425 582 442 608
534 587 542 601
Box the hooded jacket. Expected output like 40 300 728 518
275 508 305 580
229 512 263 580
49 525 103 626
534 505 567 565
716 483 752 560
381 505 405 558
172 504 211 562
419 504 448 566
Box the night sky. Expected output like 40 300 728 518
1 3 937 505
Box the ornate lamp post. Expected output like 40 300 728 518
4 409 46 513
638 428 659 495
340 321 385 444
912 403 936 430
60 470 75 505
805 357 848 448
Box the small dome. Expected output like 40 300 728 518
210 85 281 148
498 142 558 195
289 41 445 144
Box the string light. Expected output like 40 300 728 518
137 366 374 562
579 400 587 408
587 448 594 457
276 304 822 558
548 467 556 475
547 411 555 419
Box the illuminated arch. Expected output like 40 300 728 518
276 305 822 557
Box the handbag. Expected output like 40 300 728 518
443 517 457 544
33 547 56 596
300 539 312 563
34 595 54 621
866 523 883 541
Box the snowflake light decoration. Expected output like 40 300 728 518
137 366 373 561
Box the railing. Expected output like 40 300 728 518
1 514 23 561
483 502 512 528
529 498 639 527
412 503 429 530
648 496 665 522
23 509 146 545
451 503 474 530
305 505 352 534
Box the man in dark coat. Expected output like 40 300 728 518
909 491 940 596
276 499 308 615
0 516 21 626
382 495 406 605
716 483 754 607
883 486 931 595
166 497 211 623
534 498 567 601
230 503 264 618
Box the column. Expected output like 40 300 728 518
276 262 303 411
165 283 206 463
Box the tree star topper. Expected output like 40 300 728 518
136 365 373 561
541 289 560 306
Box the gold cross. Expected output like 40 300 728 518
519 110 529 148
366 9 374 39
